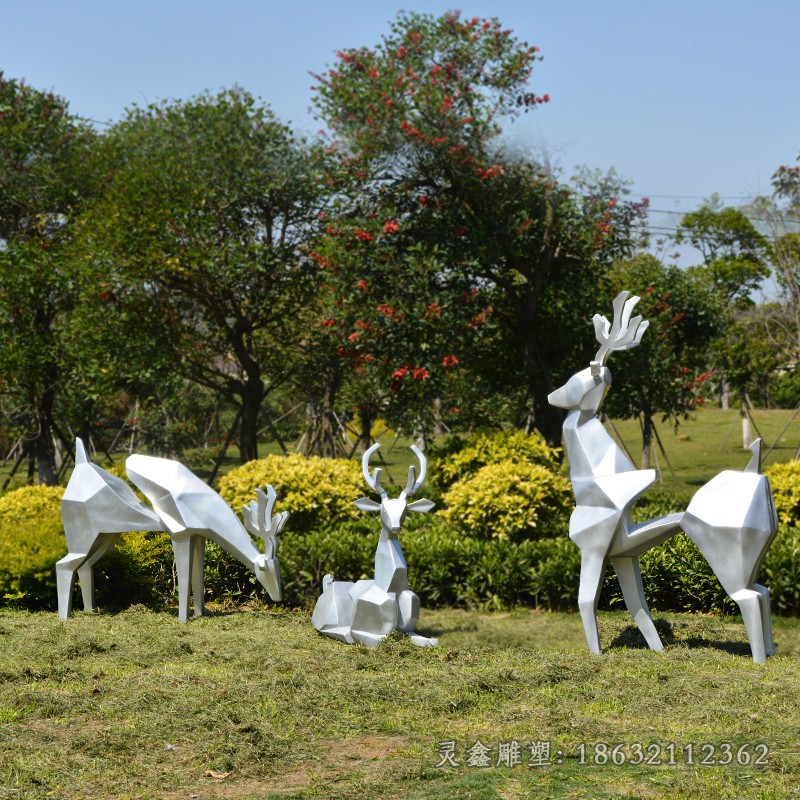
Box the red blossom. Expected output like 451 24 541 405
442 354 459 368
413 367 430 381
425 302 441 319
348 332 360 343
377 303 396 317
392 365 410 378
369 67 380 79
383 219 399 234
354 229 374 242
355 319 368 330
419 195 429 205
468 313 486 330
322 318 336 328
478 165 505 179
396 46 407 58
358 279 369 290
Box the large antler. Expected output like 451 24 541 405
242 485 288 560
362 442 388 499
362 442 427 499
593 291 649 365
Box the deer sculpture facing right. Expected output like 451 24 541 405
548 291 778 662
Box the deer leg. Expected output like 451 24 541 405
191 536 205 618
731 588 767 663
172 536 194 624
56 553 85 619
611 556 664 652
754 584 774 657
577 549 607 655
77 533 122 612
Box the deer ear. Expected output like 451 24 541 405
355 497 381 512
407 498 435 513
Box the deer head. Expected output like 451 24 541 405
355 443 435 533
242 485 288 601
548 291 649 418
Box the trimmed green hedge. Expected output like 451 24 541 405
2 445 800 617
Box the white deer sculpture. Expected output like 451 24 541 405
548 291 778 662
312 443 437 647
57 440 286 622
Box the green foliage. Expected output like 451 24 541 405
217 453 365 530
765 460 800 526
441 460 572 541
0 486 65 607
431 429 561 492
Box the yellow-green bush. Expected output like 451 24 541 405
0 486 65 606
440 460 572 541
765 460 800 526
431 430 561 493
218 453 365 531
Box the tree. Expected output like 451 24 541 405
0 74 96 484
311 11 648 447
80 89 326 462
676 205 772 306
601 255 723 468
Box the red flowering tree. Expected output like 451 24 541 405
310 11 649 446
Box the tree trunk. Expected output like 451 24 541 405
640 411 653 470
35 388 58 486
301 375 341 458
238 375 265 464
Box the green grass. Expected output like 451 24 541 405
604 407 800 494
1 606 799 799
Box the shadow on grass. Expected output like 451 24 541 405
609 618 755 657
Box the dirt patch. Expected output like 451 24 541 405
160 734 414 799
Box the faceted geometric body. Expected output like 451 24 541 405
57 439 164 619
56 440 285 623
682 469 778 662
127 454 283 622
312 444 437 648
311 575 356 644
549 291 779 662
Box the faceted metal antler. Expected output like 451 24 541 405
242 485 288 560
400 445 427 498
362 442 388 499
593 291 649 364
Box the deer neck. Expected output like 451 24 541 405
563 410 635 480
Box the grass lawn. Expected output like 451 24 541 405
604 407 800 495
2 605 799 799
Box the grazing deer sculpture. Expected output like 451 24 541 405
312 443 437 647
548 291 778 662
57 440 286 622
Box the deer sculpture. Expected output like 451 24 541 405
312 443 437 647
57 440 286 622
548 291 778 662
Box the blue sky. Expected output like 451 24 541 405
2 0 798 254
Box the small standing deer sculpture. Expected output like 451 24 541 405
57 440 286 622
312 443 437 647
548 291 778 662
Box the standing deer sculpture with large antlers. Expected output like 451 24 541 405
548 291 778 662
312 443 437 647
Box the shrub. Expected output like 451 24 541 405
765 460 800 527
0 486 66 607
440 460 572 541
430 430 561 493
218 453 365 531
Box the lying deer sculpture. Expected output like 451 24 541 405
312 443 437 647
57 440 286 622
548 291 778 662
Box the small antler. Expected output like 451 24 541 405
361 442 387 499
593 290 649 364
243 485 288 559
400 444 427 498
